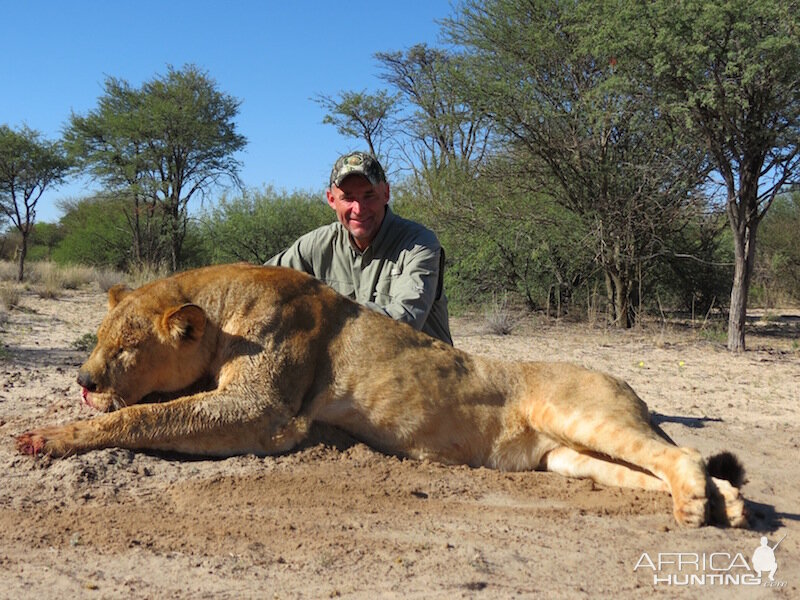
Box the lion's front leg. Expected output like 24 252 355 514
16 390 310 458
17 421 102 458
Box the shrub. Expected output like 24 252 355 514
0 284 22 310
95 267 126 292
483 294 517 335
0 261 17 282
71 333 98 352
198 186 333 265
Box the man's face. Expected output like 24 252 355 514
326 175 390 251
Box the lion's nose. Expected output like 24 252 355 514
77 370 97 392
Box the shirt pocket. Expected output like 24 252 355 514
374 266 403 302
323 278 356 300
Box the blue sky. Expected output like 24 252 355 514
1 0 455 223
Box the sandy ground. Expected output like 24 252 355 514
1 285 798 599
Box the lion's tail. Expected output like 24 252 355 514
707 451 746 488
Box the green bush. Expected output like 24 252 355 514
198 186 333 265
393 173 594 315
52 196 133 269
650 211 734 315
753 192 800 306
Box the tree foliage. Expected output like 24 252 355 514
395 168 594 315
444 0 708 327
65 64 247 271
0 124 70 280
198 186 333 265
314 89 399 163
52 196 137 268
376 44 493 183
753 191 800 305
603 0 800 349
651 210 734 315
27 222 64 261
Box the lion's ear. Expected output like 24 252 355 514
108 284 132 310
162 304 206 342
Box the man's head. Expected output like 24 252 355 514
326 152 390 251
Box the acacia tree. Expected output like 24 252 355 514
66 64 247 271
376 44 493 185
615 0 800 351
65 78 162 267
313 89 399 164
445 0 708 327
319 46 493 206
0 125 70 280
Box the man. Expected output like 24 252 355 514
266 151 452 345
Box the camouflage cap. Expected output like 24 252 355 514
329 151 387 188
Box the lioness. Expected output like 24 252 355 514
17 264 746 528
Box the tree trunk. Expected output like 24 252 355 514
131 197 143 266
604 268 632 328
546 286 552 319
170 234 179 272
727 220 757 352
613 272 631 329
604 270 614 324
17 234 28 282
725 163 761 352
169 213 183 273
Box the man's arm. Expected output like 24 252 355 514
264 234 315 273
366 244 443 332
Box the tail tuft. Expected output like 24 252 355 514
707 451 746 488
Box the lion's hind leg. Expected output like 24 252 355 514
527 368 727 527
544 446 667 491
542 447 749 524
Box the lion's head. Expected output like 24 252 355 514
77 283 210 411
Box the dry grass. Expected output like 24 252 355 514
126 263 171 288
0 261 18 282
95 268 126 292
28 262 98 290
0 260 128 296
0 284 23 311
57 264 100 290
36 264 65 299
483 293 518 335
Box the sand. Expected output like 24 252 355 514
1 286 798 599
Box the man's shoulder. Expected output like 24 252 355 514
388 210 441 249
297 220 345 245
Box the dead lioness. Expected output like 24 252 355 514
17 263 746 528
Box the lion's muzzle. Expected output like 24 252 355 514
77 369 97 393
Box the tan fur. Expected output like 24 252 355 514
16 264 747 528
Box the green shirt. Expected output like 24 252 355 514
267 207 452 345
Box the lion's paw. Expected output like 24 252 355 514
673 493 709 528
16 426 77 458
709 477 748 528
669 448 710 528
16 431 48 456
